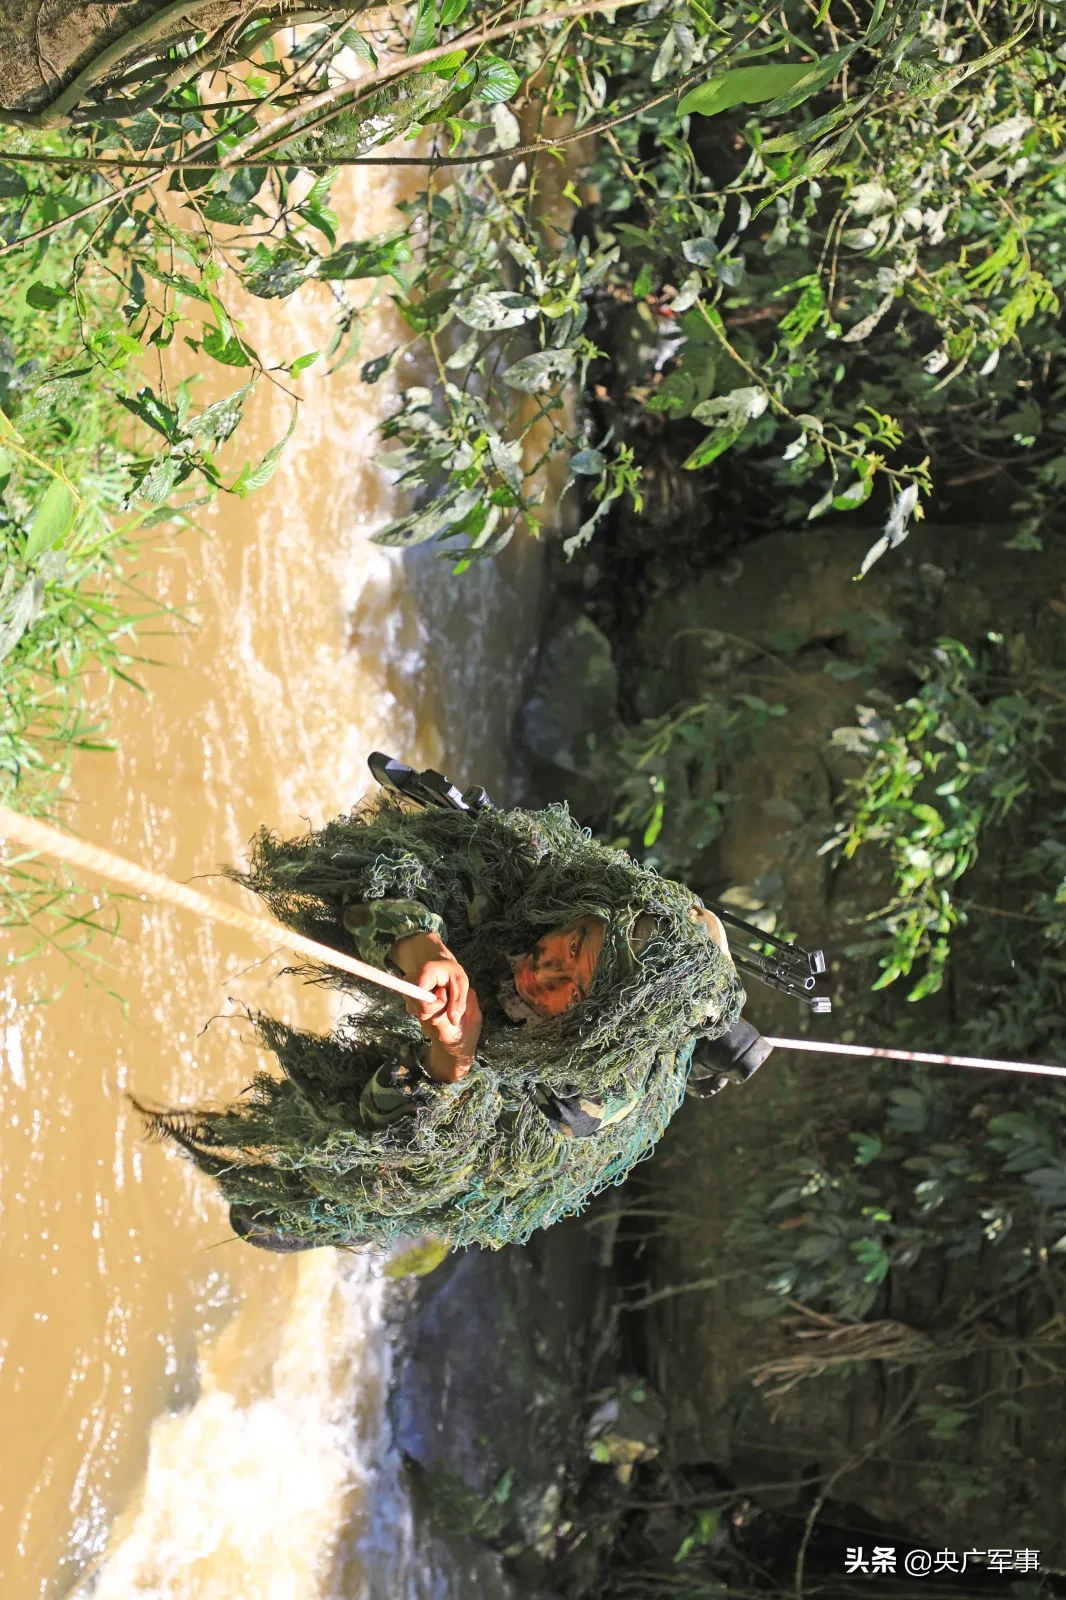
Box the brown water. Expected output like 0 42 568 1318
0 168 545 1600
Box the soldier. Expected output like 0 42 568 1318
142 793 769 1252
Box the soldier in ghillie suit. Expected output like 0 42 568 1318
143 794 760 1253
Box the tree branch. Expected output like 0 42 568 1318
219 0 653 166
19 0 244 128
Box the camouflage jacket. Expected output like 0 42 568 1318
348 897 643 1138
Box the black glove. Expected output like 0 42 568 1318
686 1019 774 1099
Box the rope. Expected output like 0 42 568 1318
7 803 1062 1083
766 1035 1066 1081
0 804 438 1006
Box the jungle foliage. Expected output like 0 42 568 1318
1 0 1062 962
1 0 1062 575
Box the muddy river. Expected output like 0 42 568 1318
0 166 545 1600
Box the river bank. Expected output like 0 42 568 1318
386 516 1066 1598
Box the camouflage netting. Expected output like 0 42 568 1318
141 797 743 1249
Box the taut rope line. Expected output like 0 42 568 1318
0 804 437 1006
765 1035 1066 1081
3 805 1063 1082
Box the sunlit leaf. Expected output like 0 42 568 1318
678 62 814 119
24 479 76 561
475 56 521 103
501 348 576 392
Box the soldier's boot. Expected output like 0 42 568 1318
686 1019 774 1099
229 1203 326 1253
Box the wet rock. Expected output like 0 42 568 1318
389 1221 603 1580
517 608 621 820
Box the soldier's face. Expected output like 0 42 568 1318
513 915 606 1018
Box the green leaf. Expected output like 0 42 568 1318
761 100 859 153
907 970 944 1002
25 281 69 311
383 1237 451 1277
485 429 523 494
691 385 768 428
681 236 718 266
677 63 813 120
501 348 576 392
456 291 536 331
824 660 865 681
318 234 413 283
137 453 181 505
682 427 740 470
201 194 263 227
231 405 298 497
202 326 256 367
361 350 396 384
489 101 521 149
444 334 479 368
759 44 859 115
569 448 606 476
0 164 28 198
297 201 338 248
807 485 834 520
633 262 654 298
119 388 180 442
24 479 76 561
646 368 700 419
139 264 211 302
440 0 468 20
865 0 887 40
409 0 436 54
373 486 483 547
341 27 378 68
432 48 469 80
240 242 317 300
833 477 873 511
475 56 521 104
187 385 252 449
288 350 320 377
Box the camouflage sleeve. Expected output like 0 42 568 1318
359 1057 440 1128
343 897 447 970
533 1083 642 1139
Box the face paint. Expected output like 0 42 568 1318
511 915 606 1019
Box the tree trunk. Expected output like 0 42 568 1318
0 1 241 119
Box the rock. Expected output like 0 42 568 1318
389 1221 604 1566
518 609 622 819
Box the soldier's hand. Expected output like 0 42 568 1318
389 931 469 1029
421 986 483 1083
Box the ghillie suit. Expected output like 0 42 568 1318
142 796 743 1250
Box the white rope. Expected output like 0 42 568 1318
9 804 1062 1080
765 1035 1066 1081
0 804 438 1006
